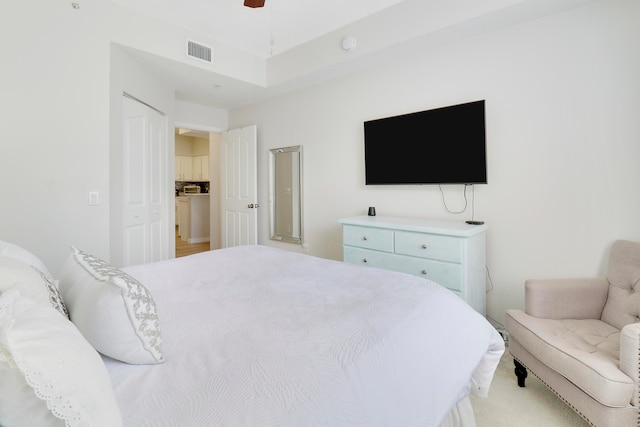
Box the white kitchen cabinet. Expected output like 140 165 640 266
338 216 487 315
192 155 209 181
187 195 210 243
176 195 210 244
175 156 193 181
176 197 190 241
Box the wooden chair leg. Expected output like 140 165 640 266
514 359 528 387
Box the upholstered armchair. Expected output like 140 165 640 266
505 240 640 427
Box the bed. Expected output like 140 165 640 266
0 242 504 427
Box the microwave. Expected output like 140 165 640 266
183 185 201 194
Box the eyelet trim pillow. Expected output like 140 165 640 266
0 289 122 427
58 246 164 364
0 256 69 318
0 239 53 279
33 266 69 318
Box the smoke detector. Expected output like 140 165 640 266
341 36 357 52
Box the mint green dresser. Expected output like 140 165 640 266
338 216 488 315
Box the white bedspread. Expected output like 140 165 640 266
104 245 503 427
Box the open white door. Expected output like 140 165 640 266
220 126 258 247
122 95 169 266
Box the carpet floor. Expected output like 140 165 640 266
470 347 591 427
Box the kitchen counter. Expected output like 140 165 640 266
176 195 210 243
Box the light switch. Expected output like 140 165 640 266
88 191 99 206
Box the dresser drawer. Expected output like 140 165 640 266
339 216 487 315
394 231 462 263
343 246 397 269
392 256 463 291
343 225 394 252
344 247 462 291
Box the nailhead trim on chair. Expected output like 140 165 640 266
516 354 640 427
513 357 596 427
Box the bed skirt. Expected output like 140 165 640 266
440 396 476 427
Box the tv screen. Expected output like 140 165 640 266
364 100 487 185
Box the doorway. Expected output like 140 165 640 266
175 227 209 257
174 127 221 257
171 124 258 257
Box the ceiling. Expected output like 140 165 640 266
110 0 407 58
176 128 210 139
113 0 413 110
112 0 597 111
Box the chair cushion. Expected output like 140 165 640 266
601 240 640 330
506 309 634 408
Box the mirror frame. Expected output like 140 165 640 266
269 145 303 244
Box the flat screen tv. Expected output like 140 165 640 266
364 100 487 185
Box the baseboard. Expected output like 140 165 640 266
188 237 210 244
486 316 509 344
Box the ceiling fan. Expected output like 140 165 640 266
244 0 266 8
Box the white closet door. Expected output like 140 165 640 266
122 95 168 266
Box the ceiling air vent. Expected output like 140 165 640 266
186 39 213 64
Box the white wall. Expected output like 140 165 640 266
175 101 228 132
0 1 112 272
175 134 209 156
175 135 195 156
0 0 233 275
1 0 638 325
230 0 640 324
209 132 222 250
192 138 210 157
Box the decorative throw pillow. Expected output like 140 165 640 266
58 246 164 364
0 289 122 427
0 239 53 279
32 266 69 318
0 256 69 318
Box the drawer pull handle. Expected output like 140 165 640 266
362 258 368 263
362 236 368 241
421 270 428 275
421 244 427 249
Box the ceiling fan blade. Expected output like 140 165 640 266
244 0 265 7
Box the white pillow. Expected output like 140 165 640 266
0 256 69 318
0 289 122 427
0 239 52 279
58 246 164 365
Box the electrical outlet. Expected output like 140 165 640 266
88 191 99 206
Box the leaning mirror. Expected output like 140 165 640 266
269 146 302 244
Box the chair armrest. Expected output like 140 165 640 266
620 323 640 407
525 277 609 319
